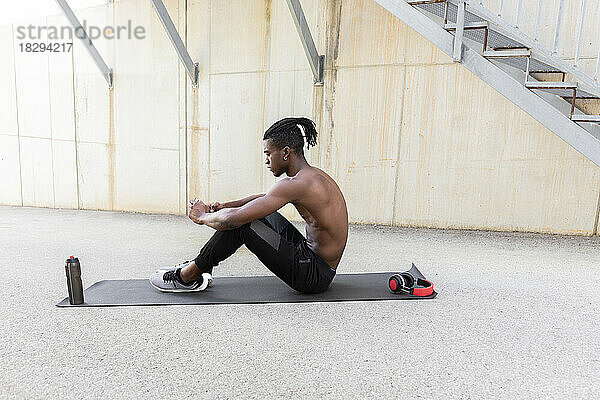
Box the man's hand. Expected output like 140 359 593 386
208 202 224 212
189 198 210 224
187 180 296 230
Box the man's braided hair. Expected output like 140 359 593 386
263 117 318 156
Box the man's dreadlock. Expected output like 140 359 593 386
263 117 318 156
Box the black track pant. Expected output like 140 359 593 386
194 212 336 294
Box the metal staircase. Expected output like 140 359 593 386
374 0 600 167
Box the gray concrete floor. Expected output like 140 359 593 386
0 205 599 399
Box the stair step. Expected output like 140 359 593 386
484 49 531 58
570 90 600 99
407 0 446 4
571 115 600 123
445 22 488 31
525 82 577 90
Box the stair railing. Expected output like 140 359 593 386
479 0 600 86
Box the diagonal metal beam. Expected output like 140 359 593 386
55 0 113 88
285 0 325 85
149 0 198 87
374 0 600 167
453 0 465 62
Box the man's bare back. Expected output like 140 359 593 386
281 167 348 268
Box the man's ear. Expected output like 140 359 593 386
282 146 291 160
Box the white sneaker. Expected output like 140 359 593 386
149 267 212 292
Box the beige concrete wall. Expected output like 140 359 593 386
0 25 22 206
1 0 600 235
112 0 182 213
71 5 113 211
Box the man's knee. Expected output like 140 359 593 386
249 219 281 251
263 211 288 233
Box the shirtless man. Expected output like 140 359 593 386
150 117 349 294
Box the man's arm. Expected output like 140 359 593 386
193 179 299 231
219 194 265 209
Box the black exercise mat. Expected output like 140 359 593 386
56 272 436 307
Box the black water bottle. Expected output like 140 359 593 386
65 256 84 305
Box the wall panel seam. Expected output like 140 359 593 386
392 65 407 225
47 23 57 209
183 0 188 215
593 181 600 235
207 0 212 202
71 38 81 209
335 62 455 69
259 0 273 193
209 69 286 76
11 24 24 207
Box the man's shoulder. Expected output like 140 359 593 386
269 176 305 197
269 170 319 199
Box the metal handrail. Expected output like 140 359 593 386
461 0 600 97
